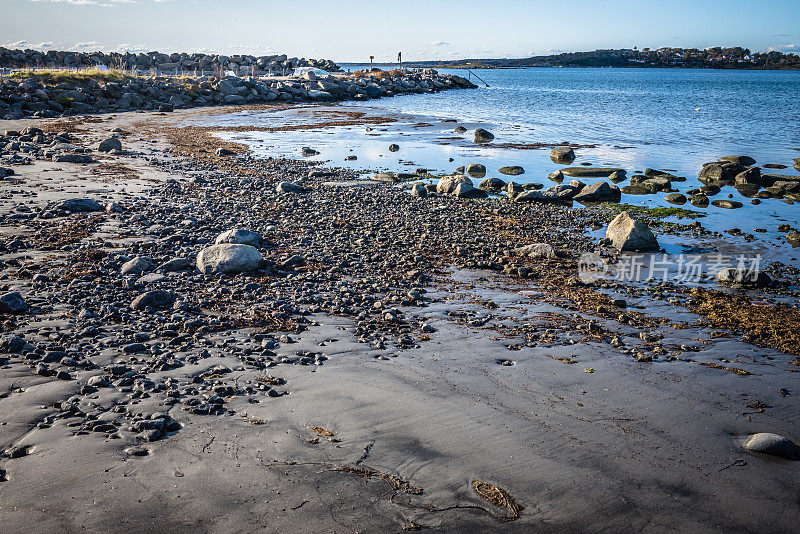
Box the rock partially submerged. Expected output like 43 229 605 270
606 211 658 251
474 128 494 144
550 146 575 163
573 181 621 203
561 167 626 178
465 163 486 178
478 177 507 192
453 182 488 199
196 244 264 274
437 174 472 195
498 166 524 176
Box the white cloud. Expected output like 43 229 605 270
767 43 798 52
432 41 449 47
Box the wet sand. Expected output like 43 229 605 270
0 108 798 533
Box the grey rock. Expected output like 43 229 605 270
411 183 428 198
573 181 621 203
98 137 122 153
131 290 176 311
120 257 151 276
453 182 488 199
465 163 486 178
550 146 575 162
606 211 658 251
0 292 28 314
55 198 103 212
474 128 494 144
716 267 771 287
664 193 687 205
744 433 798 459
513 243 557 260
276 182 309 194
711 199 743 209
52 154 94 164
215 228 262 246
196 244 264 274
719 155 756 166
478 177 507 192
561 167 626 178
437 174 472 195
498 166 524 176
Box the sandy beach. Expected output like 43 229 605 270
0 104 797 533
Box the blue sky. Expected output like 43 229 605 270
2 0 799 62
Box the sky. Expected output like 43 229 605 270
2 0 799 62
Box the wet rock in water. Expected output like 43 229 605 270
498 165 525 176
506 181 525 197
388 144 400 152
719 155 756 166
474 128 494 144
131 290 176 311
478 177 507 192
215 228 262 246
453 182 488 199
98 137 122 153
606 211 658 251
716 267 771 287
411 183 428 198
437 174 472 195
621 185 649 195
744 433 799 459
573 181 621 203
665 193 687 205
690 194 710 208
215 148 235 157
608 171 627 183
548 170 565 183
711 199 743 209
734 167 762 187
276 182 309 194
561 167 626 178
454 126 467 133
0 292 28 314
513 190 547 203
121 257 152 276
786 231 800 247
514 243 557 260
550 146 575 163
196 244 264 274
794 158 800 172
55 198 103 212
344 155 357 161
301 147 320 156
465 163 486 178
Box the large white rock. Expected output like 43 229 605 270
215 228 262 246
196 244 264 274
744 433 799 459
437 174 472 194
606 211 658 251
513 243 557 260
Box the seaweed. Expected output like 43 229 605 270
470 481 524 521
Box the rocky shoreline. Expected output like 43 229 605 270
0 107 798 532
0 68 476 120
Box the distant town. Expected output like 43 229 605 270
406 47 800 70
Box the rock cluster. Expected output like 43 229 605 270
0 47 340 76
0 69 476 119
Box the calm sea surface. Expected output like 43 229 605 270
203 67 800 260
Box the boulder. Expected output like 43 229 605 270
794 158 800 172
55 198 103 212
373 173 398 183
550 146 575 162
158 258 191 272
513 243 557 260
196 244 264 274
690 194 710 208
744 433 799 459
573 181 621 203
388 144 400 152
606 211 658 251
301 147 319 156
474 128 494 144
411 183 428 197
498 166 524 176
716 267 771 287
215 228 262 246
561 167 626 178
52 154 94 164
465 163 486 178
478 177 507 192
719 155 756 166
711 199 743 209
98 137 122 153
215 148 235 156
608 171 627 183
276 182 309 194
0 292 28 314
664 193 687 205
453 182 488 199
506 181 524 196
513 190 547 203
734 167 761 187
437 174 472 195
120 257 151 276
131 290 176 311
